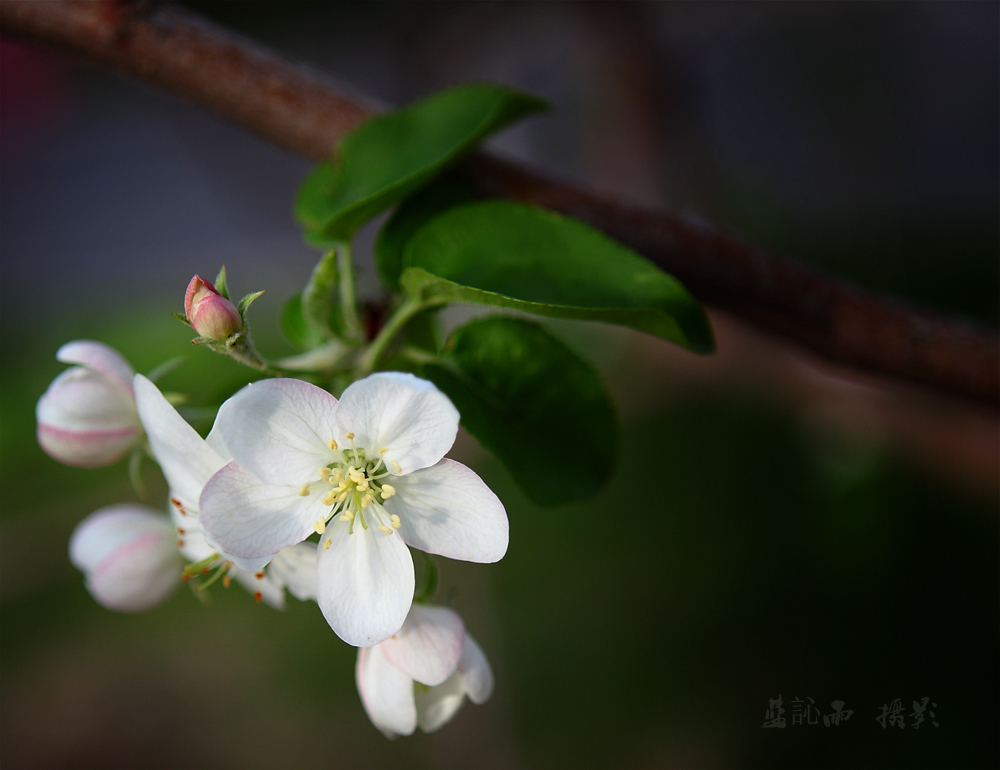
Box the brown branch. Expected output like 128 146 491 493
2 0 997 407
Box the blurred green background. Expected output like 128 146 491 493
1 2 997 768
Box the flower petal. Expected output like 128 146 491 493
356 645 416 739
267 543 319 602
69 504 181 612
316 518 414 647
334 372 458 475
458 633 494 704
134 375 228 510
414 669 467 733
214 378 338 487
56 340 135 397
37 368 140 467
380 604 465 687
387 459 508 563
198 461 323 561
169 501 214 563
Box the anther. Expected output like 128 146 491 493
381 484 396 498
313 519 326 534
254 571 265 579
321 490 337 506
298 483 311 496
346 432 355 440
391 460 401 473
177 527 185 535
223 574 231 588
361 494 373 508
254 591 262 603
379 447 388 454
390 514 401 529
329 469 342 483
319 467 331 478
339 510 354 522
324 538 332 549
328 439 338 451
378 525 393 535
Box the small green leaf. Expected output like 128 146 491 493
237 290 265 317
374 178 477 290
214 265 230 300
280 294 329 352
422 316 617 506
171 312 192 327
295 83 546 242
401 201 715 353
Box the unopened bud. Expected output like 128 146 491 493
184 275 242 341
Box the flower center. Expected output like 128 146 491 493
298 433 402 548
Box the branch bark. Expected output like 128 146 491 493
2 0 997 407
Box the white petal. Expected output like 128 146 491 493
316 517 414 647
134 375 228 510
387 459 508 563
231 568 285 610
356 645 416 739
198 461 322 561
380 604 465 687
169 501 214 562
267 543 318 602
414 669 467 733
69 505 181 612
215 378 338 487
56 340 135 397
335 372 458 475
37 368 141 467
458 633 494 704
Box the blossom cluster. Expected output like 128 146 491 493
38 334 508 737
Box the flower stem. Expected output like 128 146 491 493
302 248 338 339
355 298 436 376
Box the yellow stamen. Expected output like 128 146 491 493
361 494 373 508
339 510 354 522
319 467 331 479
298 483 311 496
324 537 332 549
313 519 326 534
378 525 393 535
390 514 401 529
356 479 369 491
223 574 231 588
391 460 401 473
346 432 355 440
381 484 396 498
328 439 338 451
379 447 388 454
329 469 342 484
321 491 337 506
336 491 349 503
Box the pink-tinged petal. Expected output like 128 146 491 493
37 368 141 467
381 604 465 687
334 373 458 475
198 461 322 560
414 670 467 733
458 633 494 704
134 375 228 510
317 517 414 647
267 543 318 602
69 505 181 612
387 459 508 563
215 379 339 487
231 568 285 610
356 645 417 739
56 340 135 398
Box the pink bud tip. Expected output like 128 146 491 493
184 275 242 342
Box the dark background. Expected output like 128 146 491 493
1 2 997 768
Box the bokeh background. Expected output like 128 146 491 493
1 2 997 768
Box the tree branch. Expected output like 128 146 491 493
2 0 996 407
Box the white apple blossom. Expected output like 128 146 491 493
199 373 508 647
133 374 318 606
36 341 142 467
356 603 494 738
69 504 182 612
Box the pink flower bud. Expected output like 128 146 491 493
184 275 242 341
36 341 142 467
69 504 182 612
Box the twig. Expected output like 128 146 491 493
2 0 996 406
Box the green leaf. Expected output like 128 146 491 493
422 316 617 506
237 291 265 317
374 178 477 290
214 265 230 300
171 312 192 327
295 83 547 243
280 294 329 352
401 201 715 353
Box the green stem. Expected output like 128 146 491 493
413 552 438 604
355 298 436 376
336 242 363 343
